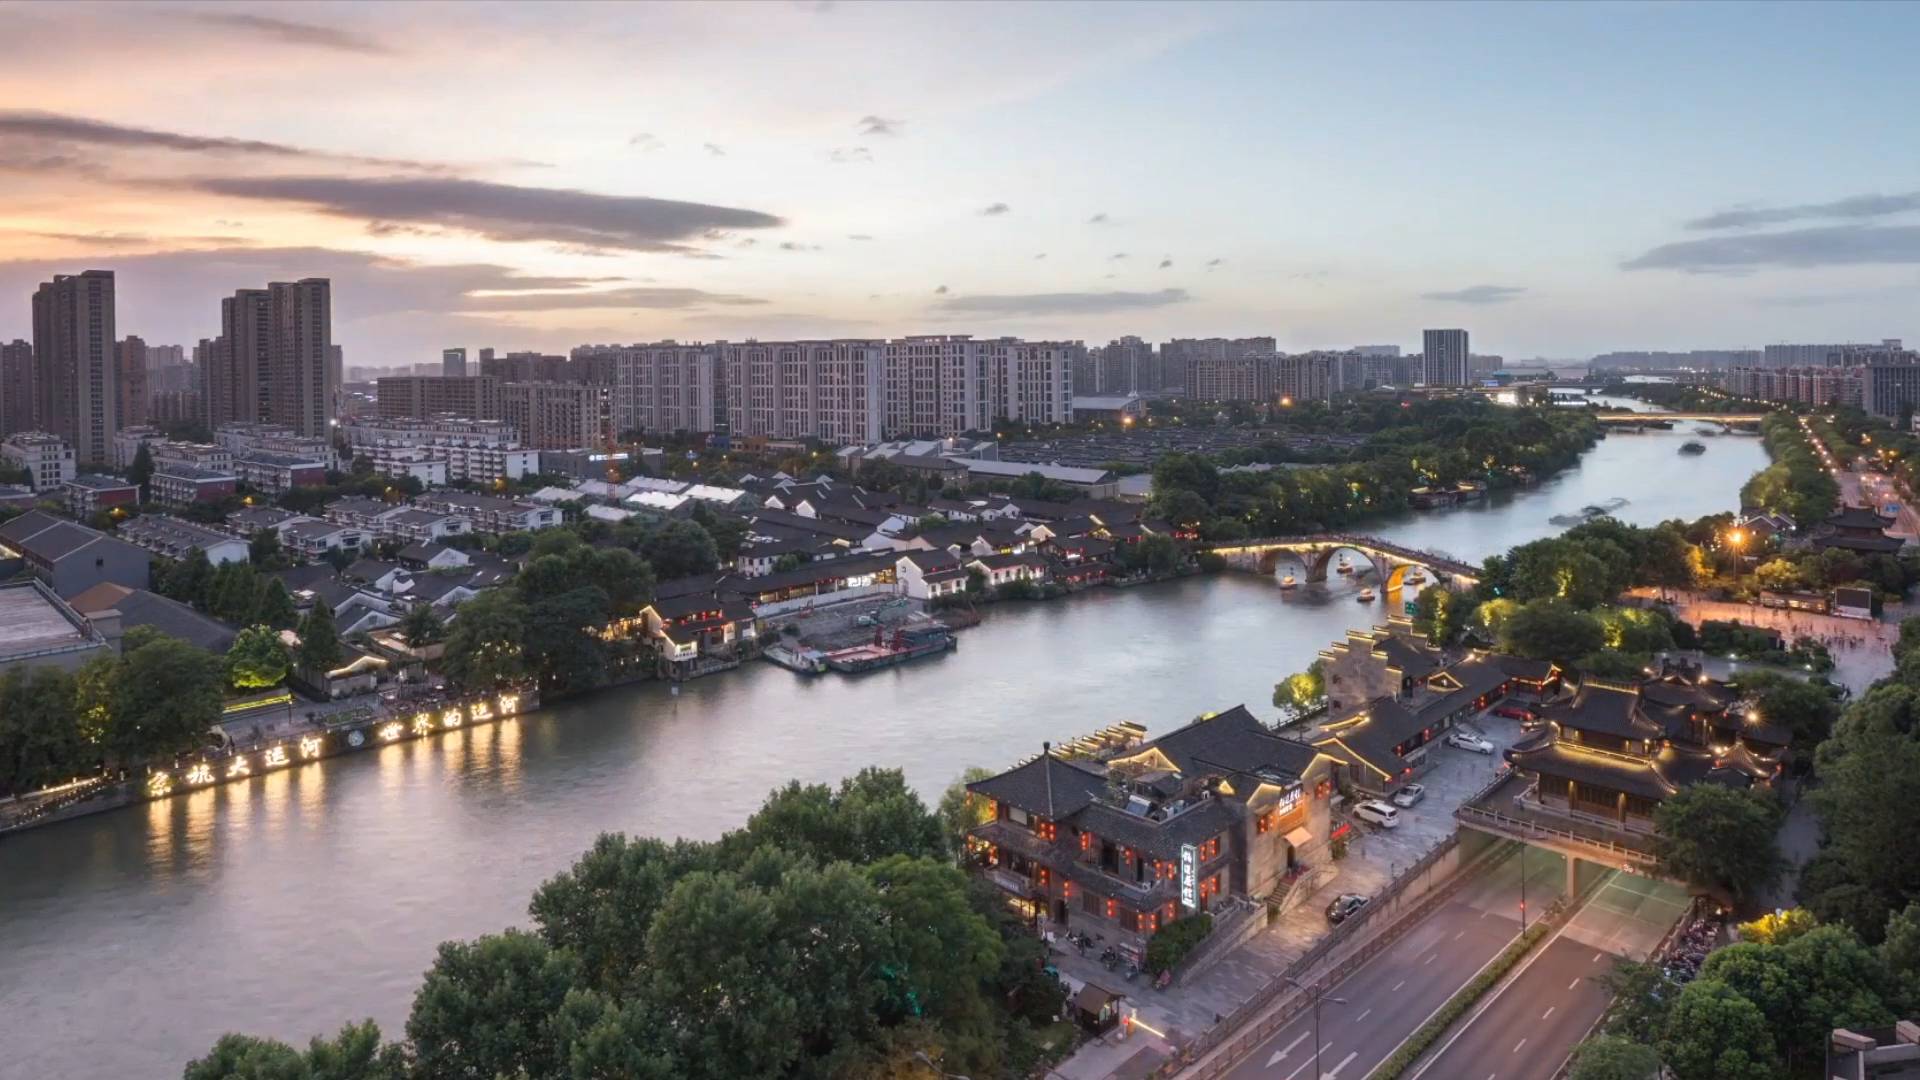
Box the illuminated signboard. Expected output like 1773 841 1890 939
1276 781 1303 815
1179 843 1198 911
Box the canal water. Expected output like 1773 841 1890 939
0 415 1766 1079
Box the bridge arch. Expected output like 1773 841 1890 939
1211 534 1479 591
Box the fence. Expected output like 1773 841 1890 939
1146 831 1509 1079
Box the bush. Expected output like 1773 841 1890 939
1143 912 1213 975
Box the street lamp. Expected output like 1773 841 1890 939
1285 975 1347 1080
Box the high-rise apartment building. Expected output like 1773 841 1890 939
116 335 148 429
1163 337 1276 395
1 340 34 436
1188 355 1275 402
609 343 721 437
1762 341 1902 368
442 348 467 378
1862 357 1920 419
1092 336 1157 395
721 340 886 443
1274 353 1335 404
376 375 502 420
214 287 270 427
501 381 606 450
880 335 1072 437
31 270 118 466
1422 329 1470 387
1352 345 1402 358
267 278 334 437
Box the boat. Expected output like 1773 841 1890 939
1679 441 1707 455
1356 587 1377 602
1335 556 1354 575
823 624 956 674
1403 570 1426 587
1279 574 1298 589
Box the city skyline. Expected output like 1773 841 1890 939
4 2 1920 362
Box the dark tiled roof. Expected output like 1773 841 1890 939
1816 533 1905 554
968 754 1109 818
1827 505 1895 530
78 588 237 652
903 549 963 572
1543 682 1658 741
1127 705 1322 786
1077 796 1237 859
737 551 896 592
1506 740 1677 800
1500 656 1556 681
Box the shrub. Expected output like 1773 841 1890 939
1143 912 1213 975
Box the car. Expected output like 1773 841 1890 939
1325 893 1370 924
1390 783 1426 808
1446 731 1495 754
1352 799 1400 828
1491 704 1535 723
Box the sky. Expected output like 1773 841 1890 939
2 0 1919 365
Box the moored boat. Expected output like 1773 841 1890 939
1279 574 1298 589
1356 587 1376 602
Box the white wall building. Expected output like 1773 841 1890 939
2 432 76 491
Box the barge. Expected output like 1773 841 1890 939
823 624 956 673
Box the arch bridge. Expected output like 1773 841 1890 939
1209 534 1479 591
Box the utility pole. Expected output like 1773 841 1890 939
1285 975 1347 1079
1518 842 1528 932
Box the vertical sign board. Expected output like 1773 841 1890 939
1179 843 1198 910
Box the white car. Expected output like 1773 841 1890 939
1390 783 1426 808
1446 731 1495 755
1352 799 1400 829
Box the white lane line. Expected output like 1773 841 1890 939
1541 1006 1555 1020
1324 1050 1359 1078
1355 1008 1373 1023
1425 952 1437 965
1266 1030 1310 1068
1392 980 1406 992
1568 978 1581 991
1513 1038 1528 1054
1591 952 1603 962
1454 930 1466 940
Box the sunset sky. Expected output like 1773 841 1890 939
3 0 1919 364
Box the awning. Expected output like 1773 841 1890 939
1284 826 1314 849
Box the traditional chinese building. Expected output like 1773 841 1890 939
1814 505 1905 555
965 706 1339 949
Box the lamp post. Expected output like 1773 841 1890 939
911 1051 971 1080
1285 975 1347 1080
1518 842 1528 932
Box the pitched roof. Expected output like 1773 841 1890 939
68 586 237 652
967 754 1109 818
1120 705 1323 786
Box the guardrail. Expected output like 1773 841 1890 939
1454 803 1660 868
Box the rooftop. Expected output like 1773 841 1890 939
0 580 101 663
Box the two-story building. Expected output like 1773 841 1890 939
966 706 1339 950
63 473 139 517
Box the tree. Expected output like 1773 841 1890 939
296 600 344 673
249 527 284 569
183 1034 309 1080
442 590 529 690
1806 683 1920 939
644 520 719 580
254 578 299 630
161 548 214 606
128 442 153 497
401 603 444 648
531 833 716 998
937 767 995 856
407 930 582 1080
0 667 85 797
1732 671 1840 756
1657 978 1779 1080
1882 901 1920 1013
740 768 947 866
863 856 1003 1030
643 870 803 1079
524 586 613 693
1566 1034 1660 1080
1119 534 1181 576
1272 660 1326 718
1413 585 1473 645
1737 906 1818 946
226 625 291 691
1499 599 1605 665
1597 960 1676 1044
1652 785 1782 904
112 629 225 762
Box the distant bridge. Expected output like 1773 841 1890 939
1209 534 1479 590
1593 413 1764 424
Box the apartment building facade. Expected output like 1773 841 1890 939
501 381 606 450
2 432 76 491
31 270 118 466
614 343 719 436
376 375 503 421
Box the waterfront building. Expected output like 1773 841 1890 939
1813 505 1905 555
966 706 1339 948
0 510 151 597
1421 329 1470 388
31 270 118 466
2 431 76 491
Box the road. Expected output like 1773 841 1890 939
1408 872 1690 1080
1219 844 1568 1080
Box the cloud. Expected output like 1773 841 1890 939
1421 284 1526 304
178 174 784 253
847 233 874 241
979 202 1010 216
0 109 437 171
462 286 765 311
934 288 1191 316
1158 257 1172 269
629 133 663 152
1623 225 1920 272
934 285 949 294
828 147 872 164
1109 252 1128 260
703 143 726 157
1205 258 1223 268
1086 213 1110 225
858 115 902 137
1034 253 1047 260
26 230 252 248
778 241 823 252
173 11 392 54
1686 191 1920 231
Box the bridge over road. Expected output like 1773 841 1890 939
1209 534 1480 590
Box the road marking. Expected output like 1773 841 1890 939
1425 952 1436 965
1592 952 1603 963
1513 1038 1527 1054
1324 1050 1358 1078
1392 980 1406 992
1355 1008 1372 1023
1454 930 1466 940
1568 978 1581 991
1266 1031 1310 1067
1541 1006 1555 1020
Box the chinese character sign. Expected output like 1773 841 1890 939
1179 843 1198 911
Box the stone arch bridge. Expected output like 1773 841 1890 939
1209 534 1479 591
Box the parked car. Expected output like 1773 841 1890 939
1325 893 1370 924
1446 731 1496 755
1352 799 1400 829
1390 783 1426 808
1492 704 1535 723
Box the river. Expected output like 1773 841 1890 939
0 410 1766 1079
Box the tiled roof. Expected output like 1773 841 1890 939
967 754 1109 818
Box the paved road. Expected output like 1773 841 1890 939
1220 845 1567 1080
1408 871 1689 1080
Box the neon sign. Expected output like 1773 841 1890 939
1179 843 1198 911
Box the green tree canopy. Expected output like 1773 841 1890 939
442 590 529 690
1657 978 1779 1080
1499 599 1606 665
643 520 719 580
407 930 582 1080
1652 785 1782 904
1566 1034 1660 1080
295 600 343 673
226 625 291 691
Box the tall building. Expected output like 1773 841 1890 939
1861 355 1920 418
267 278 333 437
612 342 720 436
1352 345 1402 358
376 375 502 420
501 381 606 450
718 340 885 443
212 288 268 427
1188 355 1275 402
1163 337 1276 395
1763 341 1902 368
116 335 148 429
1422 329 1470 387
1274 353 1335 404
0 340 34 436
31 270 118 466
1094 336 1157 395
442 348 467 377
879 335 1073 437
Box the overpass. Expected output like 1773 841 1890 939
1593 412 1764 424
1209 533 1479 590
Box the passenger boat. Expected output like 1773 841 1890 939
1335 556 1354 575
1679 441 1707 455
1403 570 1426 587
1279 574 1298 589
1356 587 1377 602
